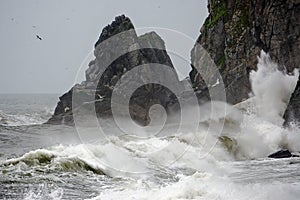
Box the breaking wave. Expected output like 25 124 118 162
2 145 106 175
250 51 299 124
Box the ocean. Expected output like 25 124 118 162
1 53 300 200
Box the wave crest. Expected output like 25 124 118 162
2 148 105 175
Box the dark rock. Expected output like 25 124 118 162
94 30 181 125
46 89 73 125
94 15 134 48
47 15 182 125
190 0 300 104
268 149 292 159
283 76 300 126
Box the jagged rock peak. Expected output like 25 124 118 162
138 31 166 50
94 14 134 48
47 15 181 126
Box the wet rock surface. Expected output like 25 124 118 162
268 149 293 158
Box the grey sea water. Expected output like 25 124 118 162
0 94 300 200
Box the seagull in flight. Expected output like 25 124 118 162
36 34 42 40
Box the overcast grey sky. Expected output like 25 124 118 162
0 0 208 94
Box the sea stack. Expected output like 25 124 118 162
47 15 182 125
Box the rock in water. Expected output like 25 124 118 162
219 135 238 154
47 15 182 125
189 0 300 104
283 76 300 126
268 149 292 159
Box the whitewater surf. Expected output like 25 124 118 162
0 52 300 200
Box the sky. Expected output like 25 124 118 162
0 0 208 94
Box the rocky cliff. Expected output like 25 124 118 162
284 77 300 126
189 0 300 104
47 15 181 125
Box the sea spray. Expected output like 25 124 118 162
229 51 300 159
249 51 299 125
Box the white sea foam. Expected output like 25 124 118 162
250 51 299 124
24 183 63 200
66 52 300 199
91 171 300 200
227 51 300 159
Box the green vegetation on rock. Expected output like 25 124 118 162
206 5 228 29
217 54 226 67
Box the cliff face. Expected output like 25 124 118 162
47 15 181 125
190 0 300 104
284 77 300 126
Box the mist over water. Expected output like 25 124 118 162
226 51 300 160
0 52 300 199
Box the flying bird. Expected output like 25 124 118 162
36 34 42 40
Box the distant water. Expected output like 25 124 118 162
0 94 57 126
1 52 300 199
